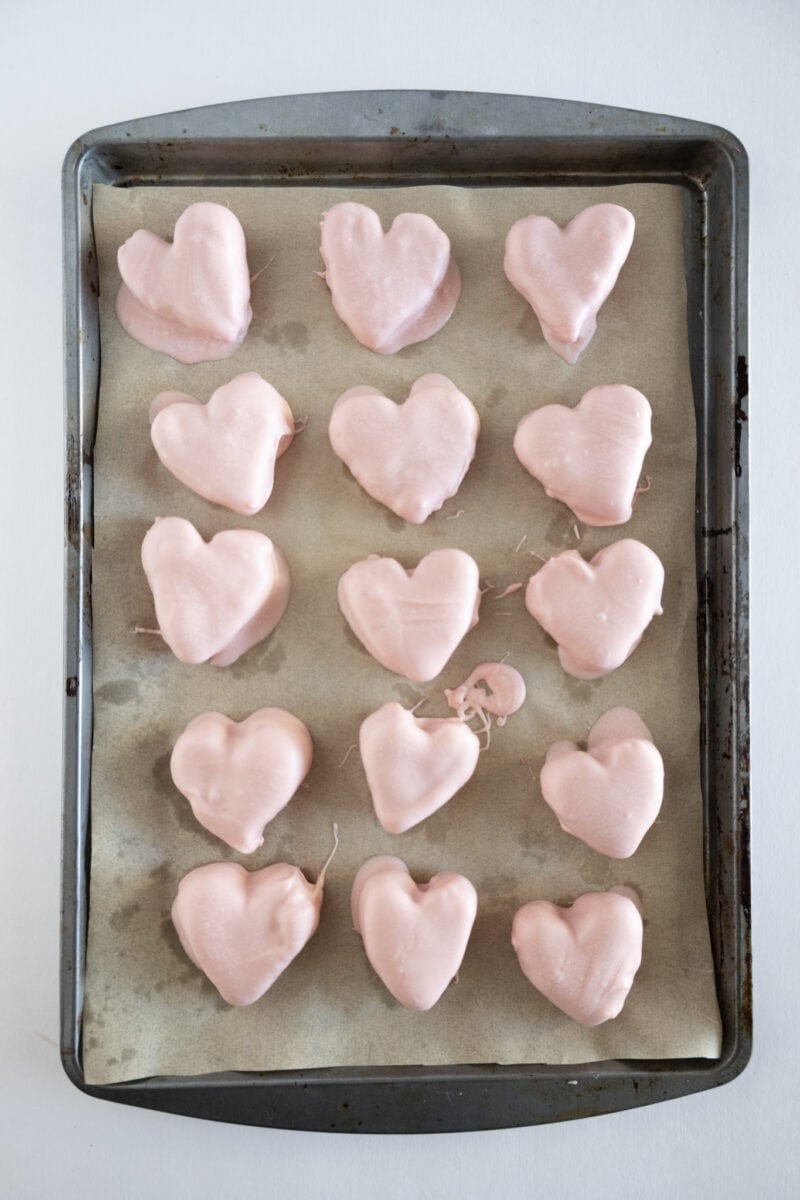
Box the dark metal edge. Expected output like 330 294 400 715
61 90 750 1132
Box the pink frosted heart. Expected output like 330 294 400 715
171 708 313 853
337 549 481 683
150 373 295 516
172 861 324 1006
525 539 664 679
504 203 635 363
320 202 461 354
512 887 643 1025
540 707 664 858
359 702 480 833
514 385 652 526
141 517 289 667
116 201 252 364
351 856 477 1010
329 373 479 524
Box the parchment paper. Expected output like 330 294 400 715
83 182 722 1085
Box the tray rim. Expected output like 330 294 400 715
61 89 750 1133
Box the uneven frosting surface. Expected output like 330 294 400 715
514 385 652 526
540 707 664 858
172 861 323 1006
329 373 479 523
141 516 289 667
512 887 643 1025
351 856 478 1011
320 202 461 354
359 702 480 833
504 203 635 363
525 539 664 679
116 201 252 363
170 708 313 853
338 549 481 683
150 373 295 515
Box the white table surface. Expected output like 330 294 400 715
2 1 796 1195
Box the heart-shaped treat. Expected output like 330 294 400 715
150 373 295 515
141 516 289 667
351 856 478 1010
171 708 313 853
504 203 635 363
525 539 664 679
359 702 480 833
329 374 480 524
540 707 664 858
116 201 252 364
514 385 652 526
338 549 481 683
172 859 327 1006
319 202 461 354
512 887 643 1025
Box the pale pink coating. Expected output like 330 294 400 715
150 373 295 516
141 517 289 667
359 702 480 834
525 539 664 679
504 203 635 363
512 887 643 1025
328 373 480 524
337 549 481 683
320 202 461 354
170 708 313 853
116 202 252 364
444 662 527 724
351 856 478 1011
172 861 324 1006
513 385 652 526
540 707 664 858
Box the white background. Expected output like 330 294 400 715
2 1 797 1196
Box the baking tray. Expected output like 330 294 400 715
61 90 750 1133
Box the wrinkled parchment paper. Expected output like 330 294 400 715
83 183 721 1084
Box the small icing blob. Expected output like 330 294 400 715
170 708 313 853
141 516 289 667
504 203 635 363
172 851 333 1006
444 662 527 727
337 549 481 683
319 202 461 354
525 539 664 679
116 202 252 364
540 707 664 858
351 856 477 1011
329 374 479 524
514 385 652 526
512 886 643 1025
359 702 480 833
150 373 294 515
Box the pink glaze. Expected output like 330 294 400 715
513 385 652 526
351 856 477 1011
359 702 480 834
116 202 252 363
504 204 635 363
329 373 479 524
172 859 327 1006
141 517 289 667
525 539 664 679
444 662 527 726
171 708 313 853
319 202 461 354
540 707 664 858
337 549 481 683
512 886 643 1025
150 373 294 515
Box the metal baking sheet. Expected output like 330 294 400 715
61 90 750 1132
